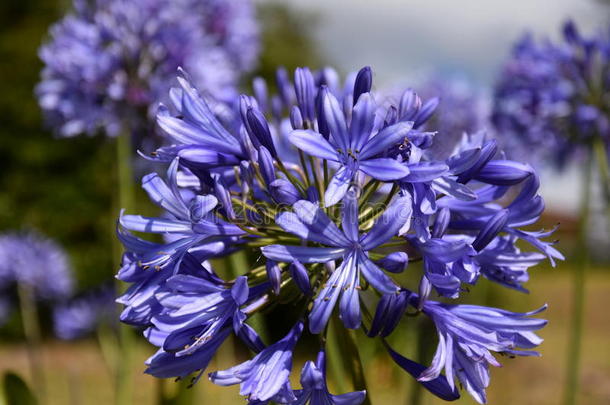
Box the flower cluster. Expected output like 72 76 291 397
37 0 259 137
117 65 561 403
492 20 610 167
53 285 115 340
0 231 73 323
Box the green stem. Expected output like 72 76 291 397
309 157 325 207
593 137 610 236
563 154 593 405
117 130 135 213
409 317 436 405
115 129 136 405
17 283 45 404
358 180 380 209
298 150 311 188
327 317 371 405
277 160 307 193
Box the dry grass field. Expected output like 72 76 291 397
1 268 608 405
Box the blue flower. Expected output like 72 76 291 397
262 191 410 333
293 350 366 404
289 88 412 205
145 273 267 382
209 321 304 403
492 20 610 167
0 231 73 301
37 0 259 137
119 159 244 273
53 285 115 340
419 300 547 404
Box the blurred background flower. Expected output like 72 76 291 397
36 0 259 138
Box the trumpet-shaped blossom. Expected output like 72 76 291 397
419 300 547 404
290 90 412 205
262 192 410 333
292 350 366 405
209 321 304 403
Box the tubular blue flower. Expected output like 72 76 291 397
408 235 477 298
289 89 412 205
368 289 410 338
475 235 546 292
154 73 248 162
385 342 460 401
419 300 547 404
37 0 260 137
209 321 304 403
262 192 410 333
119 159 244 273
145 273 268 381
293 350 366 404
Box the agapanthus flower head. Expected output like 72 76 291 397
493 20 610 167
53 285 115 340
116 65 560 403
37 0 259 137
0 231 73 301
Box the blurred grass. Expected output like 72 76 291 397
0 268 608 404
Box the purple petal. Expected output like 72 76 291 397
261 245 346 264
289 129 339 161
359 121 414 160
359 254 398 294
325 167 353 207
403 162 449 182
350 92 376 151
361 195 412 250
141 172 187 218
341 188 360 242
120 215 191 234
322 89 349 151
309 255 353 334
360 158 410 180
231 277 249 306
385 344 460 401
292 200 351 246
432 177 477 201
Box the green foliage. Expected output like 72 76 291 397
250 2 323 85
2 372 38 405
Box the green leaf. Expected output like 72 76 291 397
3 372 37 405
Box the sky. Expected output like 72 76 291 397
258 0 610 214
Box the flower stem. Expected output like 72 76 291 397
309 157 325 207
593 137 610 236
17 283 45 404
328 316 371 405
563 153 593 405
115 129 136 405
